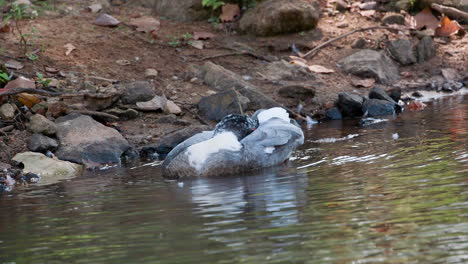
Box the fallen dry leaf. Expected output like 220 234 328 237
44 66 59 74
190 40 204 50
0 21 11 33
4 76 35 90
359 10 376 18
129 16 160 33
289 56 307 64
88 3 102 13
220 4 240 22
308 65 335 74
351 78 375 88
414 8 439 30
193 31 215 40
94 13 120 27
5 60 24 70
289 58 309 68
17 93 41 108
116 59 131 66
64 43 76 56
358 1 377 10
441 68 460 81
435 16 461 37
407 101 427 111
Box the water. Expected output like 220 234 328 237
1 95 467 264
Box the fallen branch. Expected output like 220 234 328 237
0 125 14 132
431 3 468 21
301 26 405 59
0 88 62 97
67 110 119 120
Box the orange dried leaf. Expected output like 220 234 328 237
219 4 240 22
414 8 439 30
435 16 461 37
17 93 41 108
407 101 427 111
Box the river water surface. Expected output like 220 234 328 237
0 95 467 264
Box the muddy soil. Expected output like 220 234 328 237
0 0 466 164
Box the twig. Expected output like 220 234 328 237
431 3 468 21
67 110 119 120
0 88 62 97
301 26 405 59
191 52 245 62
0 125 14 136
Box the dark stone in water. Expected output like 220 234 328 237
388 87 401 102
325 107 343 120
362 99 396 117
337 92 365 117
369 86 396 104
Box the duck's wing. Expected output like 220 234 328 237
162 131 214 168
241 118 304 148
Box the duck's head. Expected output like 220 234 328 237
214 114 259 140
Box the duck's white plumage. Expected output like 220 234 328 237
187 132 241 171
257 107 289 124
162 108 304 178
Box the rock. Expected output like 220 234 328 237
0 103 16 120
416 36 436 63
197 62 283 110
388 87 402 102
105 108 139 120
12 0 31 6
156 115 191 126
47 101 69 118
239 0 321 36
351 38 367 49
140 0 210 22
261 60 317 82
145 68 158 78
369 86 397 104
88 3 102 13
382 13 405 25
94 13 120 27
136 95 166 111
84 91 121 111
164 100 182 115
197 89 248 121
121 81 156 104
362 99 396 117
27 134 59 153
338 50 399 84
387 39 417 65
12 152 82 185
335 0 350 11
55 114 131 165
27 114 57 136
140 125 211 160
337 92 365 117
277 85 315 100
325 107 343 120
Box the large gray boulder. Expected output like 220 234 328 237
416 36 436 63
338 50 399 84
55 114 131 165
197 89 248 121
121 81 156 105
387 39 417 65
239 0 321 36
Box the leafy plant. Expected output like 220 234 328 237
0 72 10 84
27 53 39 61
35 72 51 87
202 0 224 11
